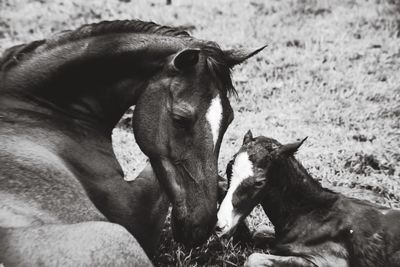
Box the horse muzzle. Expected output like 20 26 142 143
171 206 217 247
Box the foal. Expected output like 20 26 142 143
216 131 400 267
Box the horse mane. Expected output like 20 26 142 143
0 20 237 96
0 20 190 72
0 20 236 96
202 45 237 96
0 40 46 71
48 20 191 45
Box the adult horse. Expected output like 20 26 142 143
0 20 264 266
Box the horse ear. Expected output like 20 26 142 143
278 137 308 157
243 130 254 145
172 48 200 70
224 45 268 67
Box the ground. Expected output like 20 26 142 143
1 0 399 266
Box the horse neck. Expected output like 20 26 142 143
260 157 337 234
1 34 187 134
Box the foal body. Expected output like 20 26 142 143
217 131 400 267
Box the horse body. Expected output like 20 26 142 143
0 109 168 264
0 20 264 265
0 32 169 264
0 115 168 264
217 131 400 267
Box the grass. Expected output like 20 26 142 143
1 0 400 266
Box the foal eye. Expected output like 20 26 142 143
254 180 265 188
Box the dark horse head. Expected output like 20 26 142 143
0 20 265 247
133 44 266 246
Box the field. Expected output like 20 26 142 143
1 0 400 266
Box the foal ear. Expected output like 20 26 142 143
243 130 254 145
172 48 200 70
223 44 268 67
278 137 308 157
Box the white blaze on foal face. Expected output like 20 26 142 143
216 152 254 236
206 94 223 148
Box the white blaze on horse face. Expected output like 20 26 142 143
206 94 223 149
216 152 254 236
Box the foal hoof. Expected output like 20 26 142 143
244 253 274 267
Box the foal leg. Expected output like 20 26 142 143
244 252 348 267
244 253 316 267
0 221 153 267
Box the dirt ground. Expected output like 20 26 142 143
1 0 399 266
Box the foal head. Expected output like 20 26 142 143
133 44 265 246
216 130 307 237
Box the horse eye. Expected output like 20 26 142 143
172 114 191 128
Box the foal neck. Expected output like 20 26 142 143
261 157 337 233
